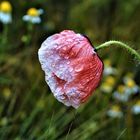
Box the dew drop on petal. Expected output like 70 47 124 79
67 61 70 64
59 95 66 100
69 67 73 72
74 65 84 72
59 64 64 68
62 47 67 51
51 63 55 67
96 72 99 76
64 56 69 59
56 87 62 92
89 62 93 68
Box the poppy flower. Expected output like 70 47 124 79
38 30 103 108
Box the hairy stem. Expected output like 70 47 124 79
96 40 140 62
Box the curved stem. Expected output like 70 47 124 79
96 40 140 62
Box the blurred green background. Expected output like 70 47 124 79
0 0 140 139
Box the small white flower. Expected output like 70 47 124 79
125 86 139 95
107 105 123 118
23 8 43 24
113 85 130 102
104 67 117 76
0 1 12 24
132 100 140 115
0 12 12 24
124 77 139 94
103 59 117 76
101 76 116 93
101 83 113 93
38 9 44 14
123 72 134 82
113 91 129 102
23 15 41 24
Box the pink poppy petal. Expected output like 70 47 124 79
38 30 103 108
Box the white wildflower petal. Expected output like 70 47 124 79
23 15 30 21
125 86 139 95
107 110 123 118
0 12 12 24
31 17 41 24
38 9 44 15
23 14 41 24
113 91 129 102
132 105 140 115
103 67 117 76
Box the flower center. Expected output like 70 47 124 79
27 8 39 17
117 85 125 94
126 79 135 88
112 105 121 112
106 76 115 85
104 59 111 66
0 1 12 13
136 100 140 106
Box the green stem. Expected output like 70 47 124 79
2 24 8 45
96 40 140 62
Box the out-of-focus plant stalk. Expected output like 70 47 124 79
22 23 33 45
96 40 140 62
2 25 8 46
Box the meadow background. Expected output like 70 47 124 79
0 0 140 139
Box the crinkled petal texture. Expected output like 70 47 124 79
38 30 103 108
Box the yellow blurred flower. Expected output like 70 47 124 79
23 8 43 24
0 1 12 13
124 72 134 79
111 105 121 112
132 100 140 115
0 117 8 126
136 100 140 106
101 83 113 93
27 8 39 17
103 59 117 76
101 76 116 93
0 1 12 24
104 59 111 66
107 105 123 118
124 76 139 94
132 100 140 107
125 79 135 88
105 76 115 85
113 85 129 102
117 85 125 94
3 88 11 99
